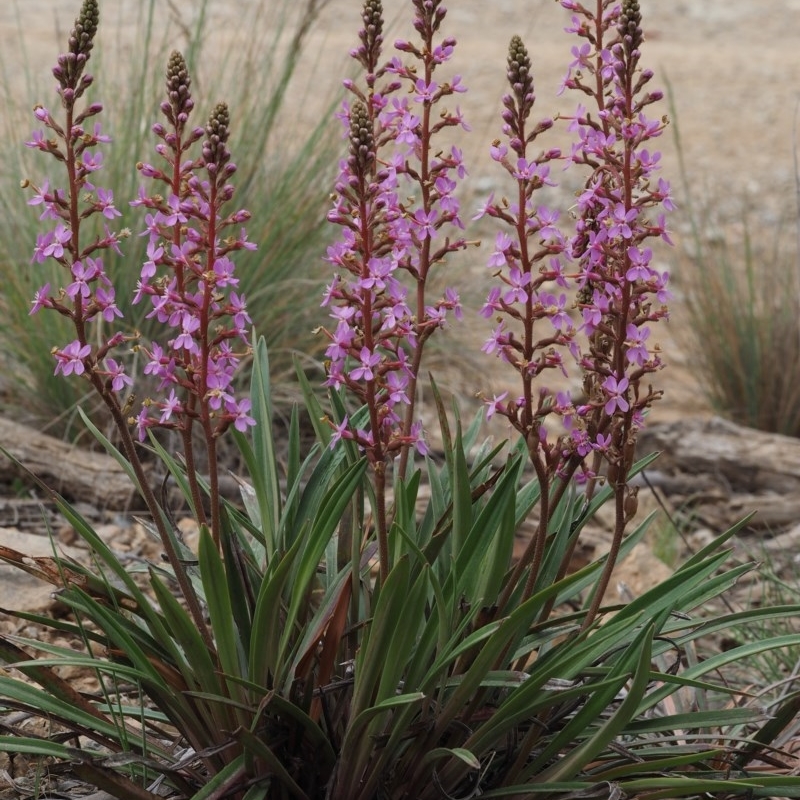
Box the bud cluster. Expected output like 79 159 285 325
53 0 99 102
163 50 195 137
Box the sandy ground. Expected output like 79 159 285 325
3 0 800 425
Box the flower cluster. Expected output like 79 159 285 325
562 0 672 481
24 2 257 555
481 0 673 486
322 0 469 465
24 0 131 395
130 55 256 441
24 6 256 447
477 34 573 477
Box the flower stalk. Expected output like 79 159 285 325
322 0 470 581
23 1 257 644
481 0 672 624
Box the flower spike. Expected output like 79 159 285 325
53 0 99 98
163 51 194 134
348 100 375 177
507 35 534 120
618 0 643 55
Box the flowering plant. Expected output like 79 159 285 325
0 1 799 799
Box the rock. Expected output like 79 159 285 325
0 417 134 510
0 527 85 616
611 542 674 602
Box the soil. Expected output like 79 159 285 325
2 0 800 795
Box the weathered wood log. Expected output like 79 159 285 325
0 417 133 510
638 416 800 495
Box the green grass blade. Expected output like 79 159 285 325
250 335 282 557
537 624 655 782
198 527 245 708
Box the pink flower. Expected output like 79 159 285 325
42 223 72 259
105 358 133 392
488 232 513 269
159 389 182 423
30 283 52 315
602 375 630 415
625 323 651 366
226 397 256 432
350 346 381 381
412 208 438 240
172 315 201 353
96 187 121 219
485 391 508 420
329 415 351 448
413 78 438 103
625 246 653 282
54 340 92 377
607 204 638 239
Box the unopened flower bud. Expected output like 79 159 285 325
623 486 639 522
361 0 383 47
348 100 375 177
203 102 231 172
57 0 99 91
165 51 194 134
507 35 534 118
618 0 643 55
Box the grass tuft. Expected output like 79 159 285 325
669 82 800 437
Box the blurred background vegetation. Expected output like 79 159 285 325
669 89 800 439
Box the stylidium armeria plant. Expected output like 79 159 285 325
481 0 673 624
322 0 471 582
12 3 800 799
22 0 255 640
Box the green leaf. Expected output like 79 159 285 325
450 426 473 562
249 532 307 687
645 633 800 711
249 335 282 557
455 452 523 604
277 458 367 686
422 746 481 771
537 623 655 783
626 707 767 733
189 754 248 800
0 677 155 753
198 527 246 714
349 558 413 717
0 736 83 760
733 689 800 769
149 571 222 697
